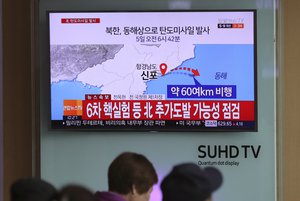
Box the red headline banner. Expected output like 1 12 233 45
81 100 254 121
61 18 100 24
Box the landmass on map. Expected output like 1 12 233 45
50 44 124 82
75 44 195 97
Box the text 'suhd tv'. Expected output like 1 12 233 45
48 10 257 132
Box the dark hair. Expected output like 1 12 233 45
56 184 96 201
161 163 223 201
108 152 158 194
10 177 57 201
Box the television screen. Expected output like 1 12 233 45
49 10 257 131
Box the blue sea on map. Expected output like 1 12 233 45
51 81 101 120
145 44 254 100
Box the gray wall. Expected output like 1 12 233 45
39 1 277 201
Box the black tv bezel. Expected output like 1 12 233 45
47 9 257 132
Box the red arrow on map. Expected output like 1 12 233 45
192 69 200 76
170 67 200 77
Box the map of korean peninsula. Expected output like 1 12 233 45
51 43 195 98
50 44 124 82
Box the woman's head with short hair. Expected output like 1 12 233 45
108 152 158 195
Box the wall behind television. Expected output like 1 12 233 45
39 1 277 201
0 0 3 199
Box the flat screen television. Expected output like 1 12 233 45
48 10 257 132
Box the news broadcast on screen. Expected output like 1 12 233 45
48 10 257 131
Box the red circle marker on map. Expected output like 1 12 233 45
160 63 168 75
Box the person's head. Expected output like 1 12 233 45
56 184 96 201
108 152 158 201
161 163 223 201
10 177 57 201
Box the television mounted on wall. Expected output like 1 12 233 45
48 10 257 132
